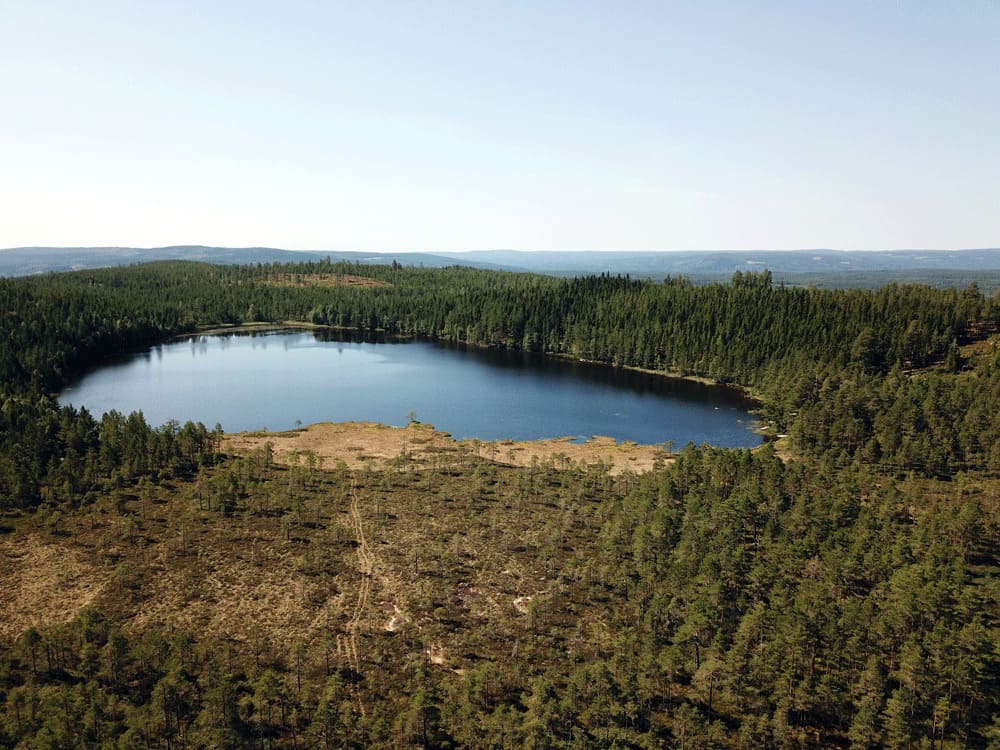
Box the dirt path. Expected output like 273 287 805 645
342 473 372 716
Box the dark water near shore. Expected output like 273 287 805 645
59 330 761 446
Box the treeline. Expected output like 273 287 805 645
0 398 220 510
760 354 1000 476
596 445 998 747
3 260 993 395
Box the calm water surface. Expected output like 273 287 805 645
59 330 761 447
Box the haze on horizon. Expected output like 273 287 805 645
1 1 998 252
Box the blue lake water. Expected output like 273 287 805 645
59 330 761 447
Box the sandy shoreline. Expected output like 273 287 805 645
223 421 672 475
196 324 756 469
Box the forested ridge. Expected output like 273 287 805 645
0 260 998 748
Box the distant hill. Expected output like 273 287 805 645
0 245 511 277
438 248 1000 276
3 245 1000 289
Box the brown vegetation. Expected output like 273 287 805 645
223 421 671 475
0 450 619 675
0 538 106 639
260 272 392 289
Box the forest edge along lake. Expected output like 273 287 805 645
58 327 763 453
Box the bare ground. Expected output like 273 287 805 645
223 421 671 475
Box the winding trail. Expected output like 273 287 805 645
344 474 372 717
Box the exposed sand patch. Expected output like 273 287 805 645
426 642 447 666
384 604 408 633
960 331 999 358
512 595 533 614
766 436 796 462
0 536 107 639
224 422 670 475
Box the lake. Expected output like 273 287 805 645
59 329 762 447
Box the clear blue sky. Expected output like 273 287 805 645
2 1 997 251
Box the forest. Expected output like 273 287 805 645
0 259 997 748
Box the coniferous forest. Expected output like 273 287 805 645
0 260 998 748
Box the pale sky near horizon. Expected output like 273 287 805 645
1 1 998 252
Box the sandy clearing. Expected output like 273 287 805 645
223 421 671 475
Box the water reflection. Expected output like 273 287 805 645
60 330 761 446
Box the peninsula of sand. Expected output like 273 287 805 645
223 421 671 475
